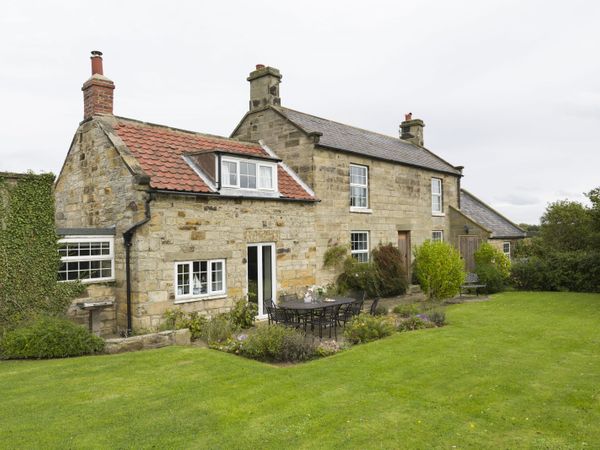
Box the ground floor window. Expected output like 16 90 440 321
175 259 226 300
503 241 511 258
432 230 444 242
351 231 370 262
58 236 114 282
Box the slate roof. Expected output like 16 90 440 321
460 189 526 239
275 107 461 176
110 117 315 201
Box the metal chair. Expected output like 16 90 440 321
311 305 341 339
369 297 380 316
266 301 286 325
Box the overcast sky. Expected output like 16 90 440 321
1 0 598 224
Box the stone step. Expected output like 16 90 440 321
408 284 422 294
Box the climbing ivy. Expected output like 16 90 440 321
0 173 84 331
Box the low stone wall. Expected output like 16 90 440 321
104 328 191 354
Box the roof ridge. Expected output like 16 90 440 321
112 115 262 148
461 189 526 234
277 106 461 175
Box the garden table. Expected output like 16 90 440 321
277 297 356 338
277 296 355 311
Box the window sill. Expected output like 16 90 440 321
174 293 227 304
350 207 373 214
431 212 445 217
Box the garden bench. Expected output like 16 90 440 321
460 272 487 297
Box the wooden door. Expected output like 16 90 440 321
459 235 480 272
397 231 411 282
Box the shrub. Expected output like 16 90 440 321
372 243 408 297
392 303 419 318
162 308 208 340
230 299 257 329
238 325 315 362
427 310 447 327
397 316 428 332
373 305 388 316
315 340 342 357
414 241 465 301
0 316 104 359
343 314 395 344
337 257 381 298
202 314 236 345
476 263 506 294
474 243 511 294
323 244 349 269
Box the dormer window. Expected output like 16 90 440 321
220 157 277 192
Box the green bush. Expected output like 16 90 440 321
397 316 429 332
162 308 208 340
202 314 237 345
373 305 388 316
323 244 349 269
511 252 600 292
372 243 408 297
238 325 315 362
337 257 381 298
427 310 447 327
392 303 419 317
0 316 104 359
414 241 465 301
343 314 395 344
474 243 510 294
229 299 257 329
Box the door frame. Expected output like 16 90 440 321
246 242 277 319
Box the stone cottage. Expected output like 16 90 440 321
55 53 520 336
55 53 318 335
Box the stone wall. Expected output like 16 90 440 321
232 109 463 286
55 118 149 335
128 194 317 330
104 328 191 354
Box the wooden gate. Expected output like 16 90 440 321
459 235 480 272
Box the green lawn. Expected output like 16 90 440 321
1 292 599 449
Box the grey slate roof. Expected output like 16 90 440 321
276 107 461 175
460 190 526 239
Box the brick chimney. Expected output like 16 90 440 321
82 51 115 120
400 113 425 147
247 64 282 111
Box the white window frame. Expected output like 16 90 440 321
349 164 369 209
220 157 277 192
174 259 227 302
432 231 444 242
503 241 511 258
58 236 115 283
432 177 443 215
350 231 370 262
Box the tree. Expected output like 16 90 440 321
539 200 592 252
414 241 465 302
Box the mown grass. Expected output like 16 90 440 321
1 292 599 449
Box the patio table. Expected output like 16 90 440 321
277 296 355 310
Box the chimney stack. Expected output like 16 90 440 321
82 51 115 120
400 112 425 147
247 64 282 111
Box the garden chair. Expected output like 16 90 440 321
266 302 287 325
369 298 380 316
337 299 363 326
311 305 341 339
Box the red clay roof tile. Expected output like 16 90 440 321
112 118 314 201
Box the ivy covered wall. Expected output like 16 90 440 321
0 172 83 330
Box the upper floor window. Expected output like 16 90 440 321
221 157 276 191
350 164 368 208
432 231 443 242
350 231 370 262
503 241 511 258
58 236 114 283
432 178 443 214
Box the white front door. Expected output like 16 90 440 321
247 243 276 319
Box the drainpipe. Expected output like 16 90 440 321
123 194 152 335
217 153 222 190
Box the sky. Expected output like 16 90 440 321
1 0 599 224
